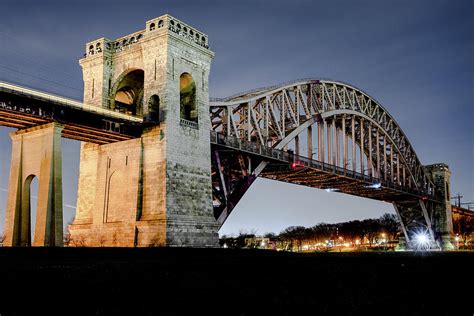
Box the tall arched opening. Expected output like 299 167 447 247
113 69 144 116
180 73 197 123
21 175 38 246
146 94 160 123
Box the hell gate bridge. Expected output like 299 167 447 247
0 15 466 249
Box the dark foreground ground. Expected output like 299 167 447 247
0 248 472 315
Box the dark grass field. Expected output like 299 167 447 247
0 248 472 315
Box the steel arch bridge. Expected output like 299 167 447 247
209 78 449 249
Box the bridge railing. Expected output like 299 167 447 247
210 131 432 199
0 80 142 123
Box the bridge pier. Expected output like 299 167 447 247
69 126 219 247
3 123 64 247
424 164 454 250
69 15 218 247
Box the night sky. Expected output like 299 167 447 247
0 0 472 237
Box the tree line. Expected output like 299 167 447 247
220 213 400 251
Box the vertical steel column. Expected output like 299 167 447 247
390 144 394 183
332 119 337 166
383 135 387 181
281 95 286 138
327 119 331 164
402 166 406 186
307 126 313 160
360 118 364 174
265 97 269 144
396 155 400 185
342 115 347 169
295 135 300 157
351 116 356 171
226 107 231 137
368 122 373 177
247 103 251 142
335 126 340 167
319 121 324 162
392 203 410 243
376 129 380 178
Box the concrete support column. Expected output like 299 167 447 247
3 123 64 247
423 163 455 250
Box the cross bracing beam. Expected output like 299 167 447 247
210 79 434 194
210 131 436 228
210 79 439 241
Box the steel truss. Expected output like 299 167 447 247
210 79 439 248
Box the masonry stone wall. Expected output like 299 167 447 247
70 15 218 247
3 123 63 247
424 163 454 249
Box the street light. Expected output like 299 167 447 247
381 233 387 250
413 231 430 250
455 235 460 250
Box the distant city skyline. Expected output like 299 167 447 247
0 0 472 237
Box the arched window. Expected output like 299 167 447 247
180 73 197 123
158 20 164 28
113 69 144 116
150 23 156 31
445 181 450 201
147 94 160 123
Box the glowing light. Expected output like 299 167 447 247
365 182 381 189
455 236 460 242
413 231 431 250
355 239 361 245
325 188 339 193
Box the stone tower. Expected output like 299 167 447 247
69 15 219 247
424 163 454 250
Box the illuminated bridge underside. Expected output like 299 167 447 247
211 134 428 204
0 81 142 144
261 167 419 202
210 79 440 246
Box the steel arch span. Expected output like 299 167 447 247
210 78 453 250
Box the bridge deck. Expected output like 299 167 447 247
210 132 435 204
0 81 143 143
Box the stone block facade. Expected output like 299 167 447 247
3 123 63 247
69 15 218 247
424 163 454 249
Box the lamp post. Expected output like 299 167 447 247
381 233 387 251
